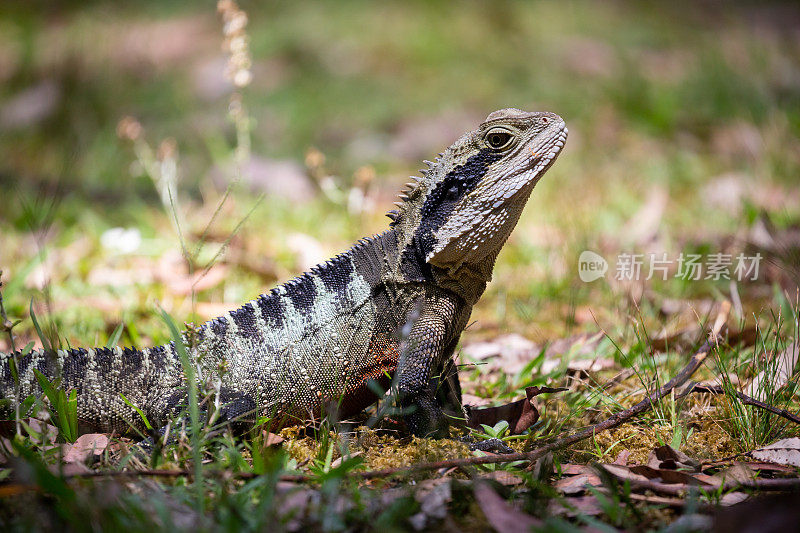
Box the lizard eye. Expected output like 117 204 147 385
485 128 514 150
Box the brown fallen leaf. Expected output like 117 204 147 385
461 333 540 375
50 462 92 476
612 449 631 466
646 444 700 472
599 463 651 484
275 481 314 530
263 431 285 448
461 331 606 376
465 386 567 435
330 451 362 469
0 437 11 465
719 492 749 506
409 478 452 530
23 419 59 443
474 481 541 533
555 472 602 495
548 495 604 518
482 471 526 486
460 393 492 407
729 461 798 474
566 357 616 377
600 463 719 489
713 462 758 490
750 437 800 468
63 433 109 464
559 463 587 476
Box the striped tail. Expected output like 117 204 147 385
0 344 186 434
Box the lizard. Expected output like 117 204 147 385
0 108 567 440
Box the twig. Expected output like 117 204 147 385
611 474 800 496
722 477 800 492
683 383 800 425
599 368 636 392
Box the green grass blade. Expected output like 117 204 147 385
120 393 153 431
106 323 124 349
159 308 203 511
29 299 52 353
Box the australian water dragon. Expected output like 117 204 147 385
0 108 567 439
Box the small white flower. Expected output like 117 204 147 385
233 69 252 88
100 227 142 254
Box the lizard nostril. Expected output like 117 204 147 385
541 117 549 123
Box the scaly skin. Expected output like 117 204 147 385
0 109 567 438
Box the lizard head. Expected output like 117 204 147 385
393 108 567 275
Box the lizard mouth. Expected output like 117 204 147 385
528 126 568 177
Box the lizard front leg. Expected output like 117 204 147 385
395 292 462 438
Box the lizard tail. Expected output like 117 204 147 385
0 344 184 434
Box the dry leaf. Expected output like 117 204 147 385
275 481 314 531
599 463 651 483
461 333 539 376
601 463 718 489
646 445 700 472
713 462 757 487
482 471 525 486
751 437 800 467
719 492 749 506
462 331 605 377
613 449 631 466
566 357 616 376
409 478 451 530
474 481 541 533
555 473 601 495
461 394 492 407
263 431 285 448
466 386 566 435
63 433 109 464
714 493 800 532
330 451 361 469
560 463 587 475
548 495 604 518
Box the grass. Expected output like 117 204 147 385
1 0 800 530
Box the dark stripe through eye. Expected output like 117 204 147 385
401 148 503 279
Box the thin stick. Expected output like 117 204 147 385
605 474 800 496
684 384 800 425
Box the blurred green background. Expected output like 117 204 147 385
0 0 798 347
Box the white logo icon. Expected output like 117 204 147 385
579 251 608 282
